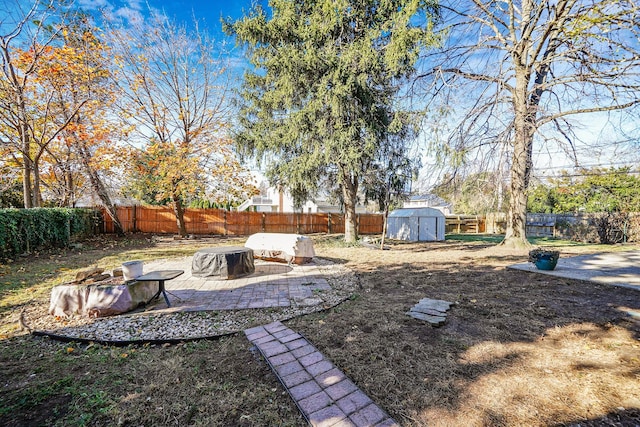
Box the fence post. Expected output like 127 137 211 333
262 212 266 232
328 213 332 234
132 205 137 233
224 209 227 236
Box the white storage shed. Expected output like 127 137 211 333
386 207 446 242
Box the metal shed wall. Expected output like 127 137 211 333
386 208 446 241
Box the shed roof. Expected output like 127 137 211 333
388 207 446 218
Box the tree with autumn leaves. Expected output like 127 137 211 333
108 10 256 236
46 17 129 234
1 3 127 233
0 0 76 209
1 1 255 238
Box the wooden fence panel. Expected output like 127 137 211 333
201 209 227 235
138 206 160 233
358 214 384 234
264 213 297 233
103 206 135 233
102 209 114 233
101 206 385 236
297 213 329 234
118 207 135 232
329 213 345 234
225 210 262 235
141 206 178 234
184 208 223 234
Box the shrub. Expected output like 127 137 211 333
589 212 629 244
0 208 98 259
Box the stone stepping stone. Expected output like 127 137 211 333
407 298 454 326
245 321 399 427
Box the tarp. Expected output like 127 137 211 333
191 246 256 279
49 281 157 318
245 233 316 264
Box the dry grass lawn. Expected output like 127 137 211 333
1 234 639 426
295 238 640 426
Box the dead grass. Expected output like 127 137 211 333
291 237 640 426
1 234 639 426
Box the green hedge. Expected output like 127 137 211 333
0 208 100 259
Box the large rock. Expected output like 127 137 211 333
75 267 105 282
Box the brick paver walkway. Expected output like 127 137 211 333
245 321 399 427
140 257 331 313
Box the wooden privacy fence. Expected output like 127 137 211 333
100 206 488 236
101 206 383 235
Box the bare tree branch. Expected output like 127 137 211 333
417 0 640 247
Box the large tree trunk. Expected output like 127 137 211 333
501 65 534 249
502 136 532 249
22 155 33 208
341 168 359 243
77 143 125 236
172 194 188 237
32 155 42 207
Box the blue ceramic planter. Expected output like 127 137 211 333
534 255 558 271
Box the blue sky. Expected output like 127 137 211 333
78 0 268 39
72 0 640 183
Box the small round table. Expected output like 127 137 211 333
191 246 255 279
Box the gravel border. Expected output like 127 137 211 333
24 258 359 345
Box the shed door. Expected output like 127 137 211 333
419 217 437 241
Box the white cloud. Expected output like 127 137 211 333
113 6 143 23
124 0 143 11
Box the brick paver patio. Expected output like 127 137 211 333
139 257 332 313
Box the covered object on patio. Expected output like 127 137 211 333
386 207 446 242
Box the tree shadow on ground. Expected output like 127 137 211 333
287 260 640 427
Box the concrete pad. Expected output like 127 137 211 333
508 251 640 291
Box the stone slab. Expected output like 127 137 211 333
410 306 447 317
407 311 447 326
416 298 453 312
